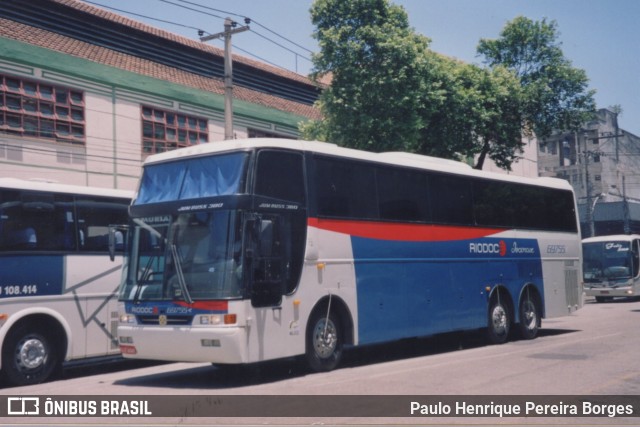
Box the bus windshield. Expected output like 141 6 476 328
119 210 244 302
135 152 248 204
583 241 635 281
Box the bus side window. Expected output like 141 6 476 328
1 190 73 251
1 190 29 250
315 157 376 219
8 227 37 249
255 150 305 204
431 174 473 225
76 198 129 252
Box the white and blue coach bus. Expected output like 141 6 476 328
0 178 131 386
116 138 582 372
582 234 640 302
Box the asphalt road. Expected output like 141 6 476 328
2 296 640 426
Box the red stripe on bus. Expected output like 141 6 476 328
175 300 228 312
308 217 505 242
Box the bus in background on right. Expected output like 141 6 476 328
582 234 640 302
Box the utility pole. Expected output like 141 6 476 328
580 130 624 236
623 175 630 234
200 18 250 140
582 132 594 237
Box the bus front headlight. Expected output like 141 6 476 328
120 314 136 323
199 314 237 325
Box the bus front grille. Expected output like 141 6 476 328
136 315 194 325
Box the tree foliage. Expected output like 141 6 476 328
303 2 595 171
418 57 525 170
477 16 596 139
303 0 436 153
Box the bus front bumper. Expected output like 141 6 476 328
118 325 248 364
584 287 635 298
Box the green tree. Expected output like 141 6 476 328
477 16 596 139
303 2 579 172
302 0 441 153
418 57 525 170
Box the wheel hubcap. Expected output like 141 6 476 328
16 338 47 370
313 319 337 359
492 305 508 335
522 301 537 330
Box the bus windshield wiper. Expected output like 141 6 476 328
170 243 193 304
132 253 158 302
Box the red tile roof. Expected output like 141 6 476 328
0 0 322 120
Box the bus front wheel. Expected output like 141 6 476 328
2 326 60 386
305 309 343 372
487 298 511 344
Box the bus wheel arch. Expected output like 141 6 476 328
517 284 542 340
1 314 67 386
304 296 353 372
487 286 514 344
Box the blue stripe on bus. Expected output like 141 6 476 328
0 255 64 298
350 236 543 345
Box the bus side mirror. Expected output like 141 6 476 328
249 218 285 307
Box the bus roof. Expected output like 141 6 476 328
143 138 574 191
582 234 640 244
0 178 133 199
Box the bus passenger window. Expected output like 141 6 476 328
8 227 37 249
431 174 473 225
76 198 129 252
0 191 74 251
315 157 377 219
255 150 305 203
377 167 430 222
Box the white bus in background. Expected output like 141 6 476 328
116 138 582 372
582 234 640 302
0 178 131 386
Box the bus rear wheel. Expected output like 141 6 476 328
2 326 60 386
487 298 511 344
305 309 343 372
518 297 540 340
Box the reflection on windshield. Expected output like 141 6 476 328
119 211 244 301
583 242 634 281
118 218 168 301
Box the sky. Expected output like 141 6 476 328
84 0 640 136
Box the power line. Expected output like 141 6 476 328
173 0 314 54
155 0 314 60
250 29 312 63
157 0 225 25
83 0 206 34
83 0 313 71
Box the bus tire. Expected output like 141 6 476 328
305 309 343 372
487 297 511 344
518 296 540 340
2 325 60 386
